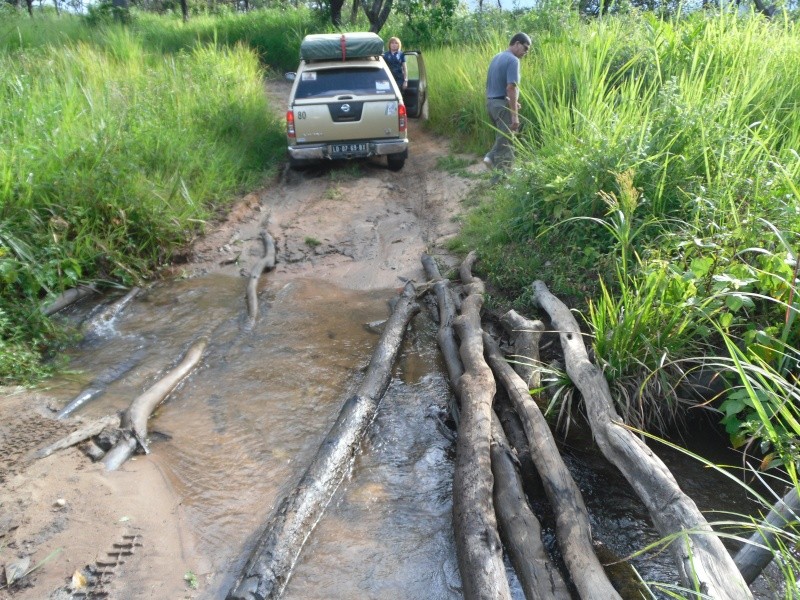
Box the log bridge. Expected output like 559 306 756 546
36 246 781 599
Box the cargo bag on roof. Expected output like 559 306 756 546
299 33 385 61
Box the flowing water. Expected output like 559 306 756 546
46 275 777 599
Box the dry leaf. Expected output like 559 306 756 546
71 569 88 590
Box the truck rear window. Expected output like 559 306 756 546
295 67 393 99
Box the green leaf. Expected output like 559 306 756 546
690 256 714 278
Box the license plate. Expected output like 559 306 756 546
329 143 368 155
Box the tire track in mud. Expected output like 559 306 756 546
0 398 74 485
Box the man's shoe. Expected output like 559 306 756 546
483 155 493 169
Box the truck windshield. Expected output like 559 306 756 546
295 67 394 99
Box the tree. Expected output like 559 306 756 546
330 0 345 25
360 0 392 33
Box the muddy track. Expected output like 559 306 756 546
0 78 481 600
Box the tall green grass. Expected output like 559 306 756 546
0 23 284 383
1 9 322 72
434 12 800 442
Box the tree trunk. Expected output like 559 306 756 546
490 416 570 600
349 0 359 23
180 0 188 21
227 283 419 600
735 487 800 584
499 309 545 390
483 333 621 600
359 0 392 34
531 280 753 599
452 287 511 600
330 0 344 25
102 339 207 471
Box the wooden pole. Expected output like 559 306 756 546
490 415 571 600
227 283 419 600
531 280 752 599
735 486 800 583
484 332 620 600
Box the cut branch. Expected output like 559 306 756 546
422 254 463 414
452 275 511 600
42 284 98 316
735 486 800 584
227 283 419 600
531 280 752 599
484 332 620 600
246 231 277 328
101 338 208 471
35 414 122 459
499 310 545 390
490 415 571 600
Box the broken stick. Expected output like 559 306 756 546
101 338 208 471
246 231 276 328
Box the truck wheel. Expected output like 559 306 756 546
387 154 405 171
288 156 311 170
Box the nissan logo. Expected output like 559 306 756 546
341 104 351 113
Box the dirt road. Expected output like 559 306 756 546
0 79 482 599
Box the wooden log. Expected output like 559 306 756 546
484 332 621 600
499 310 545 390
452 289 511 600
735 486 800 584
84 286 140 338
101 338 207 471
42 284 97 316
34 414 122 459
490 415 571 600
422 254 463 422
57 347 146 419
531 280 753 599
493 394 544 505
246 231 276 328
227 283 420 600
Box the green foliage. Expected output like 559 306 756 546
0 18 286 382
431 10 800 441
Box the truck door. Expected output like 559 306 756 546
402 51 427 119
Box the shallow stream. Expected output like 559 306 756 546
47 275 775 599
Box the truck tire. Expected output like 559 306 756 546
387 154 405 171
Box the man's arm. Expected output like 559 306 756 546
506 83 520 131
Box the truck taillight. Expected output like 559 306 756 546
398 104 407 133
286 110 296 139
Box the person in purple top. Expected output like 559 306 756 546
483 32 531 171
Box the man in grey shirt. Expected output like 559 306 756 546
484 32 531 171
